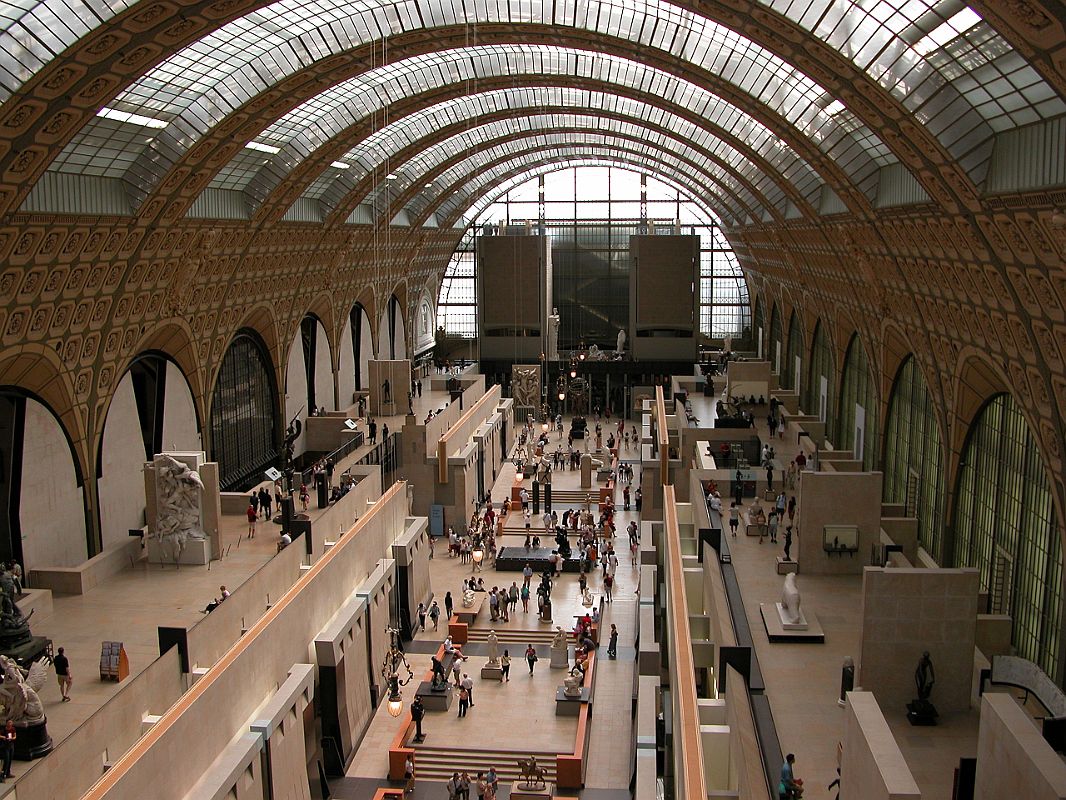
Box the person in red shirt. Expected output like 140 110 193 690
246 503 257 538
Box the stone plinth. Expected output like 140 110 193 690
415 681 453 711
776 557 798 574
512 783 554 800
759 603 824 644
481 665 503 681
146 536 210 565
775 602 809 630
555 686 591 715
550 644 568 669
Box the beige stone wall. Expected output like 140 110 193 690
84 484 411 800
840 691 921 800
858 567 980 715
975 693 1066 800
795 471 883 575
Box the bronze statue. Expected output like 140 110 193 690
915 650 935 701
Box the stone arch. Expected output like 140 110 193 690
0 383 91 568
208 327 282 492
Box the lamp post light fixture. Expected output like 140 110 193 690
381 625 414 717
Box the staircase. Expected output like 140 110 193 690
410 744 561 783
465 626 577 645
550 490 599 504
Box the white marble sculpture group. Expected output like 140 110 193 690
152 455 206 559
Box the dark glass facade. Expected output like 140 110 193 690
209 331 280 491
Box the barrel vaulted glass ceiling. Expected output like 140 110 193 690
4 0 1064 225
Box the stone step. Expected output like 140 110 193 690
411 745 560 781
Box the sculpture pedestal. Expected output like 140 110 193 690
415 681 453 711
775 602 809 631
1 634 51 669
907 699 939 726
512 783 554 800
550 644 568 669
776 557 798 574
759 603 824 644
480 665 503 681
147 536 210 565
555 687 591 715
14 718 52 760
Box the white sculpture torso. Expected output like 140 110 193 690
552 626 567 650
616 329 626 353
781 573 802 624
487 630 500 665
548 310 561 361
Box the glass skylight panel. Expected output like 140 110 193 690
78 0 887 195
223 45 824 212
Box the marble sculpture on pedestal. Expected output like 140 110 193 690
152 455 206 559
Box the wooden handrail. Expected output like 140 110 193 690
82 482 407 799
437 385 501 482
655 386 670 486
663 485 707 799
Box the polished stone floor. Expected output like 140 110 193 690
347 416 641 794
10 381 451 784
686 387 982 800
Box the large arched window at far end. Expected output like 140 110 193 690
953 393 1062 681
882 357 944 563
210 330 279 491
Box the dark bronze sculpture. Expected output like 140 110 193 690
906 650 939 725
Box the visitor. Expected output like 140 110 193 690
246 500 257 538
278 531 292 551
500 650 511 682
299 483 309 511
634 487 642 512
607 623 618 658
457 685 470 718
447 772 462 800
768 511 779 544
0 721 13 780
522 562 534 588
429 600 441 630
368 418 377 444
766 464 774 491
788 495 797 522
257 486 270 520
249 490 260 519
526 643 538 674
219 585 231 601
729 502 739 538
508 582 519 612
486 767 499 799
54 646 72 702
445 591 454 619
417 602 427 631
461 673 475 706
382 423 389 442
779 753 800 799
520 582 530 612
410 696 425 742
604 572 614 602
458 772 472 800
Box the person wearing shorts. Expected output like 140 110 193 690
729 502 740 537
54 646 72 701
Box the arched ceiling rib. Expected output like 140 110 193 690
114 41 846 215
271 77 821 226
357 124 766 226
303 94 794 225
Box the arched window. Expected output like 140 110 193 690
210 330 279 491
953 393 1062 680
882 356 945 562
752 298 765 360
805 321 834 433
837 335 877 470
768 304 783 375
783 312 803 392
439 165 749 341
